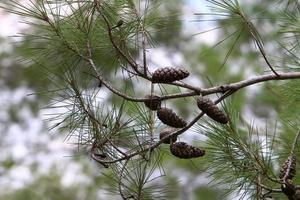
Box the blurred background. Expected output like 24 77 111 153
0 0 297 199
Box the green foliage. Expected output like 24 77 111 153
103 151 177 200
196 105 275 198
194 186 226 200
1 0 300 199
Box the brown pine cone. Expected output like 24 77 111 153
280 155 296 180
159 128 178 144
144 95 161 110
196 97 228 124
170 142 205 159
157 108 187 128
152 67 189 83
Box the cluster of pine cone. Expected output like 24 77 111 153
280 154 300 199
145 67 300 199
142 67 230 159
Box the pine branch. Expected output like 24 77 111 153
87 71 300 164
94 0 147 79
88 51 300 102
3 0 300 199
91 90 234 164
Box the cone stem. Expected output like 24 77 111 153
149 83 155 140
291 130 300 155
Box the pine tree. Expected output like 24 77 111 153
1 0 300 199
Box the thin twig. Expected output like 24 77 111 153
291 129 300 155
142 29 148 76
239 11 279 77
254 181 282 193
149 83 155 141
256 42 280 77
94 1 148 79
91 144 109 168
118 160 132 200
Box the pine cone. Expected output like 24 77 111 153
144 95 161 110
157 108 187 128
170 142 205 159
152 67 189 83
280 155 296 180
196 97 228 124
159 128 178 144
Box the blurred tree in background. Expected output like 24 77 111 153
0 0 300 200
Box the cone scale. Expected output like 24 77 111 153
197 97 228 124
280 155 296 180
157 108 187 128
152 67 189 83
170 142 205 159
